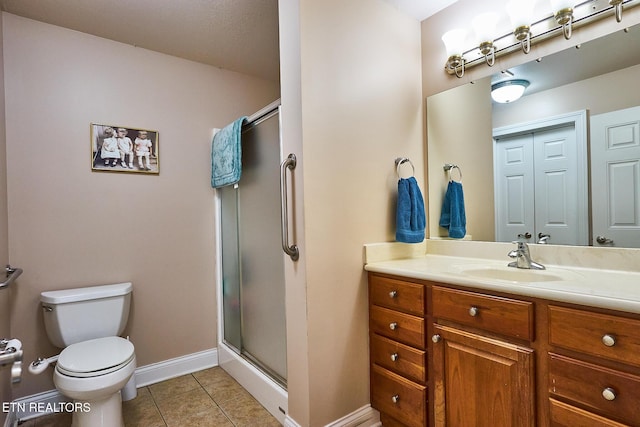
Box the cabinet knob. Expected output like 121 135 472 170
432 334 441 343
389 322 398 330
389 290 398 298
469 306 479 317
602 334 616 347
390 353 399 362
602 387 617 401
391 394 400 404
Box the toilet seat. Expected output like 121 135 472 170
56 336 135 378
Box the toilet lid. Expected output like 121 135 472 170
57 337 135 378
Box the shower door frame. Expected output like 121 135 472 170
214 100 287 424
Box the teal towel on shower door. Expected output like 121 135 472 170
211 116 247 188
395 177 426 243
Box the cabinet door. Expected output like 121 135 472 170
432 324 535 427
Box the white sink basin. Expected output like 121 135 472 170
456 266 575 283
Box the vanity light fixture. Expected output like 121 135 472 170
610 0 624 22
472 12 500 66
441 0 638 78
491 79 530 103
442 29 468 78
550 0 576 40
506 0 537 53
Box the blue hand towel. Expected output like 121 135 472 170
211 116 247 188
396 177 426 243
439 180 466 239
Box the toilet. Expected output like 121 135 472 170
38 282 136 427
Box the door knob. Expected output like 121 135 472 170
596 236 614 245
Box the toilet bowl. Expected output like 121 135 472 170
34 283 136 427
54 337 136 426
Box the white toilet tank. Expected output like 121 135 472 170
41 282 132 348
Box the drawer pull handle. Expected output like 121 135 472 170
602 387 617 401
391 394 400 404
389 322 398 330
389 290 398 298
469 306 479 317
602 334 616 347
432 334 441 343
390 353 399 362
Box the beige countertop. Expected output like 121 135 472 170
364 240 640 314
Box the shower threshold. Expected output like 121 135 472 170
218 341 288 423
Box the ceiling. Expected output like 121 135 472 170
0 0 454 84
380 0 458 21
0 0 281 82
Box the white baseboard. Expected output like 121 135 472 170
324 405 380 427
284 405 379 427
134 347 217 387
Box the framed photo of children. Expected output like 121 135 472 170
91 123 159 174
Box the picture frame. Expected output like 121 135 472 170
91 123 159 174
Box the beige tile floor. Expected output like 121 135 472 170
19 367 282 427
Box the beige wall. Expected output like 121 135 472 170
3 13 279 398
0 5 6 268
0 12 10 423
292 0 424 424
278 0 311 424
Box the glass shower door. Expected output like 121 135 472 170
219 107 287 387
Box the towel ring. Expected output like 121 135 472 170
443 163 462 182
395 157 415 179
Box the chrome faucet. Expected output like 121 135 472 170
508 241 545 270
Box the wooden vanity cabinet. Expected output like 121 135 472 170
369 274 427 427
368 272 640 427
430 287 536 427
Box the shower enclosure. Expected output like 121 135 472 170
216 100 293 422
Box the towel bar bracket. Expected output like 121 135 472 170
443 163 462 182
395 157 415 179
1 265 23 290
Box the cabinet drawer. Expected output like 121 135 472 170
371 364 426 427
548 353 640 425
432 286 534 341
549 305 640 365
549 398 629 427
370 306 425 348
371 333 426 383
369 275 425 316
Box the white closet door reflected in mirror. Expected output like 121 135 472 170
591 106 640 248
493 112 589 245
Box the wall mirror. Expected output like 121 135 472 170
427 24 640 248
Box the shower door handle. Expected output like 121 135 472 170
280 153 299 261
